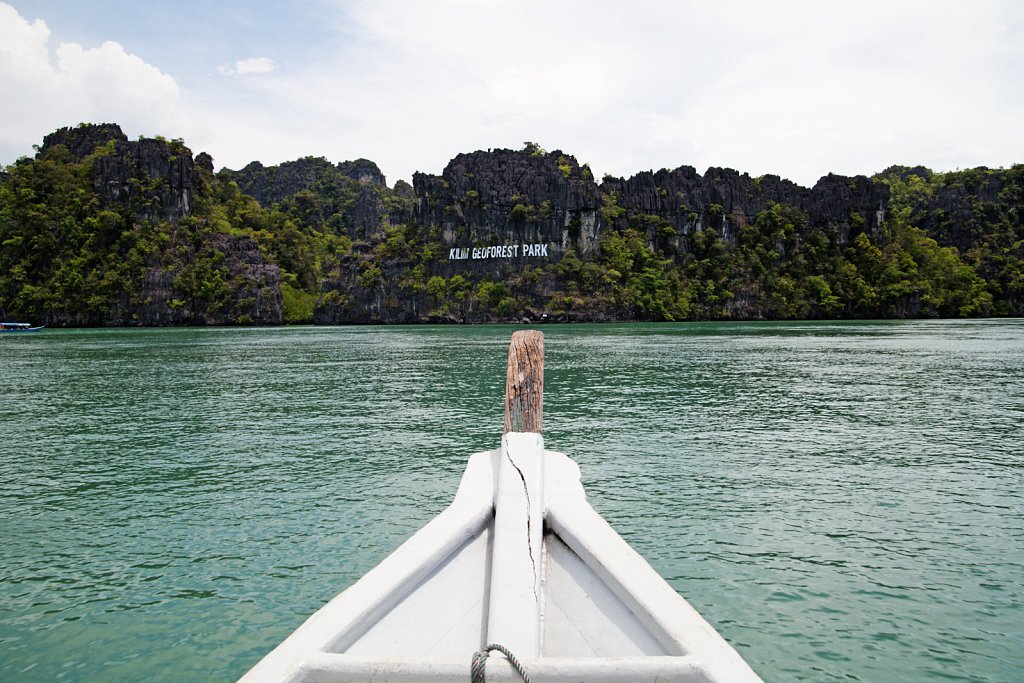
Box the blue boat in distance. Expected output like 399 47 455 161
0 322 46 332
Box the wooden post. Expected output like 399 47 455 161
504 330 544 434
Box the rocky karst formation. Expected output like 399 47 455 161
41 123 199 223
411 148 890 265
413 147 603 256
887 165 1010 252
601 166 888 246
221 156 386 205
220 156 399 237
27 124 282 325
51 233 282 326
4 124 1019 325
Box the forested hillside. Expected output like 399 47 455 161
0 124 1020 325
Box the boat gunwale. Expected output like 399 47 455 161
239 442 763 682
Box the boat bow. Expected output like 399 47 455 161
240 434 761 682
239 331 762 682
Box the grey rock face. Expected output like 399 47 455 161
40 123 128 161
602 166 888 246
413 148 602 257
411 148 891 270
127 234 282 326
41 124 198 223
91 139 198 222
220 156 390 237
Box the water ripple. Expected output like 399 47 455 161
1 321 1022 682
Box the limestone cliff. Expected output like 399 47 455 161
220 156 401 237
601 166 887 247
410 147 888 261
14 124 284 325
41 123 198 223
413 148 602 258
3 124 1020 325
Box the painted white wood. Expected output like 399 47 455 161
484 432 544 656
343 527 490 656
239 441 764 683
543 450 762 681
291 654 716 682
237 449 499 683
541 533 667 657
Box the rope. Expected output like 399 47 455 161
471 643 531 683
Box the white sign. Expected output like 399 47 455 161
448 243 550 260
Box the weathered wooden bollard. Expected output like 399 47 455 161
490 330 545 663
504 330 544 434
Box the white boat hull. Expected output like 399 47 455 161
240 433 762 682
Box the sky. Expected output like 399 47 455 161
1 0 1022 188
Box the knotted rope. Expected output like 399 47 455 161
470 643 531 683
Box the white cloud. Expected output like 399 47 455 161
0 2 51 79
220 0 1018 186
305 0 1024 184
0 2 185 161
217 57 277 77
2 0 1022 187
667 1 1024 183
206 0 656 179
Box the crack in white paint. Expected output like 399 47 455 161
506 451 539 602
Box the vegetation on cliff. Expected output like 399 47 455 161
0 125 1020 325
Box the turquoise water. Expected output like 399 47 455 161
1 321 1022 681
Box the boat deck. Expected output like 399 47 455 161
240 436 762 682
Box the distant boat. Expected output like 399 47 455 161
240 331 763 683
0 322 46 332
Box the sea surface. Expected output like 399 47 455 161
1 321 1022 682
